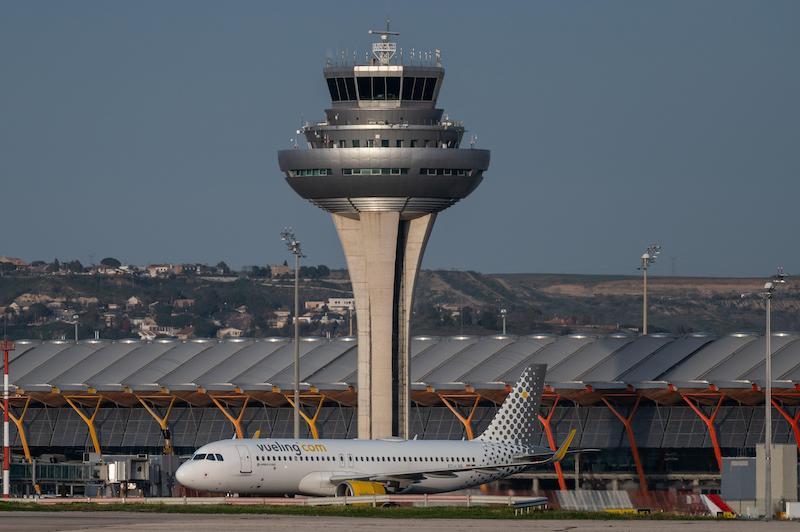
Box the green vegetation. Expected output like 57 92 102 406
0 501 719 520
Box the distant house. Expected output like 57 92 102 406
147 264 173 278
269 309 291 329
216 327 243 339
0 256 26 267
173 298 195 309
304 301 326 311
327 298 355 312
270 264 293 278
126 296 142 310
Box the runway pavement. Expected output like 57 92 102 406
1 512 799 532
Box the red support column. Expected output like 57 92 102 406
600 394 649 495
772 399 800 450
681 393 724 470
537 395 567 491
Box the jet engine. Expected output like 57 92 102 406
335 480 387 497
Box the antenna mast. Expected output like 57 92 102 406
368 18 399 65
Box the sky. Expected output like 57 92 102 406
1 1 798 277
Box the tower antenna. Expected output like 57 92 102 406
368 19 399 65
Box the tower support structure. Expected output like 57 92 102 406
334 212 435 438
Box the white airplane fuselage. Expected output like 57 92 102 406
175 437 531 496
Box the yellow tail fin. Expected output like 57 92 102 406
553 428 577 461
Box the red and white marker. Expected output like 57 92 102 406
1 339 13 500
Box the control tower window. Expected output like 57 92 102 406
381 139 389 147
372 77 386 100
352 140 360 147
357 77 371 100
422 77 437 100
411 78 424 100
336 78 349 100
401 77 414 100
386 77 400 100
327 78 340 102
344 78 356 101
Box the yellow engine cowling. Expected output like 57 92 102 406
335 480 386 497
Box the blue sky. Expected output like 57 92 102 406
1 1 798 276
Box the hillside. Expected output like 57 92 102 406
1 269 797 340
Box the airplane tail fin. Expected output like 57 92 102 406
476 364 546 448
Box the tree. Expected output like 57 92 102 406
216 261 231 276
46 259 60 273
192 319 219 338
316 265 331 278
66 260 84 273
100 257 121 268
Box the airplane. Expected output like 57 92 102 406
175 364 580 497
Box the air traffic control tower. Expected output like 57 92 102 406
278 27 490 440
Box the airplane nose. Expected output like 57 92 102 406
175 464 189 486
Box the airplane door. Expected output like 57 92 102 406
235 445 253 474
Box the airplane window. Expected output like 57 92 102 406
216 454 223 461
207 454 216 461
193 454 206 460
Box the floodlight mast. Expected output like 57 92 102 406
281 228 304 439
500 308 507 335
639 244 661 335
762 267 787 520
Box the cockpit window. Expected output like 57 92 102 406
207 454 216 461
193 454 206 460
215 454 224 461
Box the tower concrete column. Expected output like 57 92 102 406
334 212 435 439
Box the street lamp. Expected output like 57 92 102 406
639 244 661 335
281 228 303 439
500 308 507 335
762 267 787 520
72 314 79 343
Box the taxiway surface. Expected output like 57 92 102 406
0 512 798 532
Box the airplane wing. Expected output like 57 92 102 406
329 429 585 484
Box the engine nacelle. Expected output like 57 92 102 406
298 472 337 496
335 480 387 497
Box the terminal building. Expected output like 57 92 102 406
3 332 799 493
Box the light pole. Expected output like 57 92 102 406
639 244 661 335
348 303 354 337
72 314 79 343
500 308 507 335
762 268 787 520
281 228 303 439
